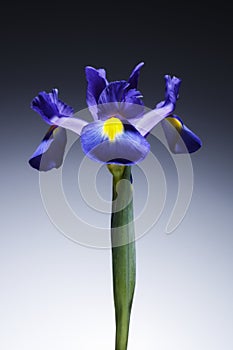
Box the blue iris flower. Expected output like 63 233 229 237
29 63 201 171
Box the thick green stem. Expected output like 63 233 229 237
108 165 136 350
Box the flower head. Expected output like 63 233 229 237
29 63 201 171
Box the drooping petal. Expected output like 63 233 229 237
85 66 108 120
31 89 74 125
80 120 150 165
29 126 67 171
133 75 182 136
161 115 202 154
127 62 144 89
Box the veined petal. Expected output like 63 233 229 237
97 81 129 120
31 89 74 125
85 66 108 120
123 88 143 104
29 126 67 171
133 75 182 135
128 62 144 89
161 115 202 154
122 88 144 119
80 120 150 165
56 98 74 117
97 82 144 121
98 81 129 104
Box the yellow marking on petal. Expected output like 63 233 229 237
45 125 58 139
166 117 182 132
103 117 124 142
52 126 59 135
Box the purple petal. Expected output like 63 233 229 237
56 98 74 117
31 89 74 125
97 83 144 121
31 89 88 134
161 116 202 154
85 66 108 120
164 75 181 105
123 88 143 104
133 75 182 135
180 124 202 153
128 62 144 89
29 126 67 171
96 78 144 121
97 81 129 120
98 81 129 104
80 120 150 165
121 88 144 120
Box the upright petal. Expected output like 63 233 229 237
123 88 143 105
31 89 74 125
164 75 181 105
97 81 129 120
29 126 67 171
127 62 144 89
80 120 150 165
118 87 144 122
85 66 108 120
133 75 182 135
98 81 129 104
161 115 202 154
97 82 144 121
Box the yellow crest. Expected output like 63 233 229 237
103 117 124 142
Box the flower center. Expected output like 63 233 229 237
166 117 182 132
102 117 124 142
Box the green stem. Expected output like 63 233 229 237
108 165 136 350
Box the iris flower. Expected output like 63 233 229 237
29 63 202 350
29 62 201 171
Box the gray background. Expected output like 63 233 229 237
1 3 232 349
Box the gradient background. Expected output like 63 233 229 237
1 3 233 349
